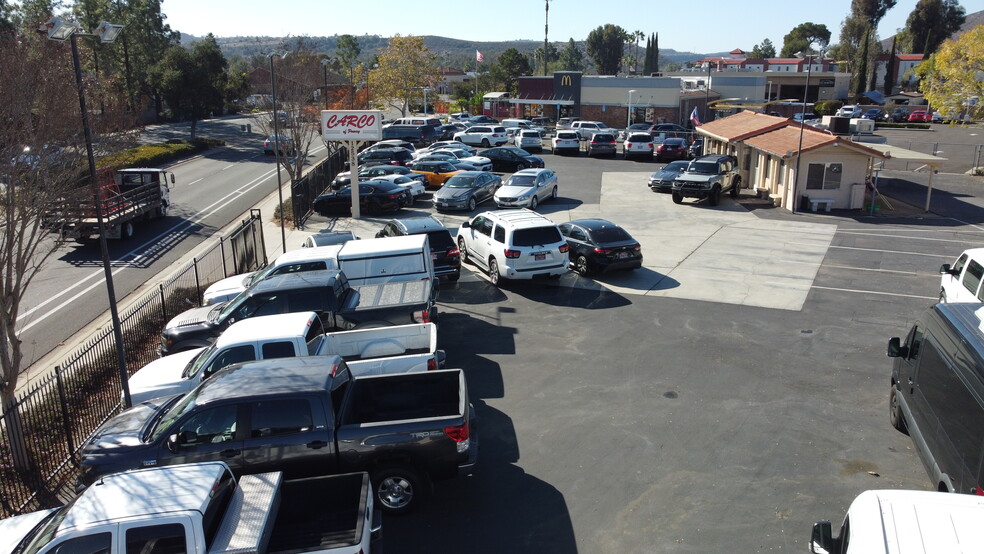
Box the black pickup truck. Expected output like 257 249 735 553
160 269 436 355
79 356 477 514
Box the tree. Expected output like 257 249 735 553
489 48 532 94
372 35 440 117
905 0 966 55
335 34 360 109
856 25 872 95
884 35 897 95
751 38 776 58
533 42 558 74
918 26 984 122
559 38 585 72
780 23 831 57
586 24 629 75
631 30 645 73
149 34 227 138
112 0 181 117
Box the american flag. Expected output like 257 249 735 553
690 107 702 127
476 50 484 63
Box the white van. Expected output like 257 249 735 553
501 118 535 130
939 247 984 302
393 116 442 128
810 489 984 553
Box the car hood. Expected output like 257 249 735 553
128 348 204 405
650 169 684 180
0 509 59 554
434 187 476 199
675 172 717 184
84 397 173 451
462 156 491 165
495 185 534 197
165 304 219 330
202 273 253 305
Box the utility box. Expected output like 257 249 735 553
850 118 875 135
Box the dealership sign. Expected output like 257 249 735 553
321 110 382 141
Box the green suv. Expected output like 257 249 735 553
671 154 741 206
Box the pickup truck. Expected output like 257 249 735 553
131 311 442 404
80 356 478 514
161 269 436 355
0 462 381 554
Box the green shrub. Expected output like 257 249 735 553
815 100 842 116
874 122 931 130
96 139 224 169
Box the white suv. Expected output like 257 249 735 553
453 125 508 147
457 209 569 285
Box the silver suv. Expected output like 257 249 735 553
457 209 569 286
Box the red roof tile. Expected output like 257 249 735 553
697 110 789 141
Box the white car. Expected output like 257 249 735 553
516 130 543 152
939 247 984 302
494 168 558 209
453 125 508 147
433 148 493 172
374 174 426 201
552 130 580 155
415 141 475 158
623 132 654 159
835 105 862 118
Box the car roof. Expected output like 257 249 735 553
391 215 446 233
251 269 343 293
219 311 320 345
568 218 621 231
513 168 550 176
479 208 557 229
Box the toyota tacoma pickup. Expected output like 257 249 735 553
671 154 741 206
80 356 478 514
131 311 442 404
0 462 381 554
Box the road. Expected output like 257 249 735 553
17 115 327 373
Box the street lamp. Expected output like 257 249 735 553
268 51 288 253
42 16 131 407
627 89 637 127
792 51 814 214
320 57 332 110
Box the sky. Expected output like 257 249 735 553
160 0 984 54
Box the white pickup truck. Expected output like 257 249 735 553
0 462 381 554
129 311 441 405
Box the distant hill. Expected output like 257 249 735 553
182 33 710 71
879 9 983 50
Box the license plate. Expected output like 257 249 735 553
534 252 546 261
431 253 438 259
618 252 629 259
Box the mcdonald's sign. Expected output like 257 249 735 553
561 75 572 86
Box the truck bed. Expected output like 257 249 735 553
345 370 462 424
267 474 368 553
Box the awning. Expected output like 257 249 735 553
483 91 510 100
861 90 886 105
509 97 575 105
862 143 947 212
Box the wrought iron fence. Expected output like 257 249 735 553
292 146 347 229
0 210 267 519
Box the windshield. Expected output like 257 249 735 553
243 262 276 287
505 175 535 187
688 162 718 174
19 502 79 554
181 344 216 379
445 175 476 188
148 389 201 442
665 161 689 172
206 302 227 323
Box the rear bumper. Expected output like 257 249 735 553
459 405 480 475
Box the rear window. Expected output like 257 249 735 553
512 226 562 247
426 230 455 250
589 227 631 242
627 135 651 143
593 134 615 142
557 132 578 139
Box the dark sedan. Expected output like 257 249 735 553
655 138 689 162
331 164 427 190
648 160 690 193
479 146 545 172
312 180 411 216
432 171 501 212
559 219 643 275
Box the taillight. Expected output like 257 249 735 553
632 243 641 251
427 357 437 371
594 247 612 254
445 422 469 442
504 249 521 258
559 244 569 253
448 247 460 256
413 309 430 323
386 193 400 199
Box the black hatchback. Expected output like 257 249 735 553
559 219 643 275
375 216 461 281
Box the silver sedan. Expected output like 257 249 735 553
493 168 558 210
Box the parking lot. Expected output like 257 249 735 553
302 128 984 552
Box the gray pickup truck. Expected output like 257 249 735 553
160 269 436 355
79 356 477 515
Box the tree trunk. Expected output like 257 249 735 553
1 388 32 473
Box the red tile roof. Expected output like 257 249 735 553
697 110 788 141
743 125 888 159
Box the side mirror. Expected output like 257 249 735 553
940 263 953 275
461 220 471 229
809 521 833 554
887 337 906 358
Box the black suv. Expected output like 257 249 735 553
671 154 741 206
375 216 461 281
355 147 414 167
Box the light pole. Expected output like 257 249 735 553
544 0 550 76
42 17 131 407
792 51 814 214
627 89 637 128
321 57 331 110
703 61 712 123
423 87 432 115
268 51 288 253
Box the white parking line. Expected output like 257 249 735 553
835 230 984 244
826 245 954 258
810 285 936 300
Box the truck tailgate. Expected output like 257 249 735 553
325 322 436 359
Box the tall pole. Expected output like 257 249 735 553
792 54 813 214
70 33 130 407
322 62 329 110
627 90 636 127
703 61 712 123
544 0 550 76
270 54 286 253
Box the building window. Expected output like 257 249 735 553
805 162 842 190
763 155 770 179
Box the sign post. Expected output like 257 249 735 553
321 110 383 219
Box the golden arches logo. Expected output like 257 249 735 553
561 75 572 87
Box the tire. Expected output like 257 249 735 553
889 387 908 434
551 186 558 200
730 177 741 198
481 138 490 148
449 270 460 282
671 192 683 204
939 289 947 303
574 255 590 275
156 204 167 218
121 221 135 240
457 237 470 264
467 197 476 211
530 196 538 210
372 465 426 515
488 258 501 286
708 187 721 206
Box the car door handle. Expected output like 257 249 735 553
220 448 240 458
306 440 328 449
